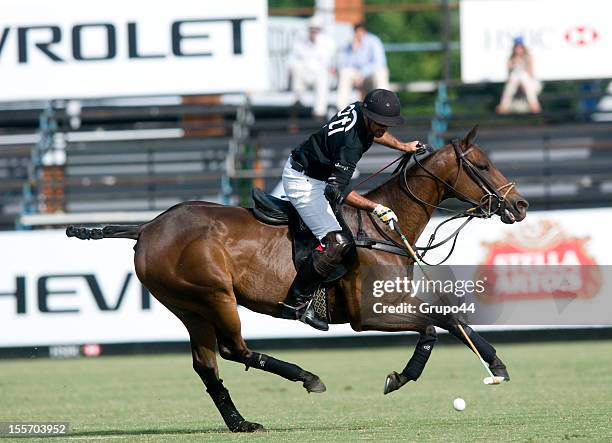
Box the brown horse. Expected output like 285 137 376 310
67 126 528 432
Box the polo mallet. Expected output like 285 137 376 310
392 223 428 276
456 324 505 385
393 223 504 386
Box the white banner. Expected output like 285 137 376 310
422 208 611 266
0 229 349 347
0 0 268 101
460 0 612 82
0 208 609 347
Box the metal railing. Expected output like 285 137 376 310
0 83 611 230
8 98 240 229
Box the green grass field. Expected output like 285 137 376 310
1 341 611 442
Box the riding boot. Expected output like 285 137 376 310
280 255 329 331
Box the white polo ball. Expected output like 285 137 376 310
453 397 466 411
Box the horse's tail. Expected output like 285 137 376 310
66 224 142 241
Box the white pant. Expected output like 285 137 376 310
499 72 541 111
336 67 390 111
282 158 341 240
290 63 331 118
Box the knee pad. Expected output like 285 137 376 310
313 231 353 275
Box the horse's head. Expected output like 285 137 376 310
442 125 529 224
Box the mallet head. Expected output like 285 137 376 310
483 376 505 385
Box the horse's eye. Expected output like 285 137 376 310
476 163 489 171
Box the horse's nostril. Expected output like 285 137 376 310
515 199 529 211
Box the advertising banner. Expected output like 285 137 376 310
0 0 268 101
1 208 609 347
460 0 612 82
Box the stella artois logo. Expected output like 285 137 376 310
476 220 601 302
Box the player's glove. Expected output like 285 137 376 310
324 178 345 206
372 204 398 230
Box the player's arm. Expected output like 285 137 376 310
325 136 400 230
344 190 398 230
374 131 420 153
324 144 358 205
323 123 363 205
344 191 376 211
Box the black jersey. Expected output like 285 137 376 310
291 102 374 190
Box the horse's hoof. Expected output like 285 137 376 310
489 356 510 381
302 372 327 393
232 421 266 433
384 371 409 395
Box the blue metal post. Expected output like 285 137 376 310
427 83 452 148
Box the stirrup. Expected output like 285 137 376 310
279 300 329 331
298 300 329 331
279 300 309 318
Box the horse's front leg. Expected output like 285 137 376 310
383 325 438 395
446 322 510 381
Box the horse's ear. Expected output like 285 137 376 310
463 125 479 148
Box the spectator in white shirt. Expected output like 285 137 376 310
336 22 390 111
288 16 336 119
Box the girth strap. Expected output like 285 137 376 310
354 237 410 257
355 209 410 258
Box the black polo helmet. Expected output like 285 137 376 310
362 88 405 127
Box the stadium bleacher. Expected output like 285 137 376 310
1 81 611 231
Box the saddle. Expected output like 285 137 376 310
251 188 356 284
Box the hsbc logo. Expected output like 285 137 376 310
564 26 599 46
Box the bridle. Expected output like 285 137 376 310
401 140 515 219
450 140 516 217
371 141 516 265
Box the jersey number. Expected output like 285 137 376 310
328 104 357 136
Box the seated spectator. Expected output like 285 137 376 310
336 21 389 111
288 16 336 119
496 37 542 114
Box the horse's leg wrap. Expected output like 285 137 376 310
237 352 326 393
450 323 497 364
219 345 327 393
401 326 438 381
384 326 438 395
195 366 246 432
244 352 303 381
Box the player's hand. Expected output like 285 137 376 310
401 140 422 153
372 204 398 230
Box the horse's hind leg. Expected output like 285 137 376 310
171 307 265 432
447 321 510 380
384 325 438 395
211 297 326 393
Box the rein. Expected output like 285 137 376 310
355 140 516 265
